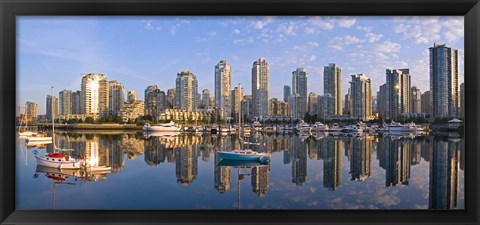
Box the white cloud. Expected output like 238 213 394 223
310 55 317 61
277 22 297 36
365 33 383 43
232 29 240 34
337 17 357 28
143 20 154 30
304 27 315 34
251 17 275 29
308 41 320 48
394 16 463 44
309 17 334 30
376 41 401 53
357 26 373 32
207 31 217 37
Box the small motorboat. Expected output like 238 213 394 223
143 121 182 132
217 149 271 163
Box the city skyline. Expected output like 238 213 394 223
17 16 464 114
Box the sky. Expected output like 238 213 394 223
17 16 464 115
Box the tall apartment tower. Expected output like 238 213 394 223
59 89 72 115
201 89 211 108
144 85 159 117
324 63 343 116
386 69 411 119
46 95 58 121
215 60 232 119
350 74 372 121
252 58 269 119
176 69 198 111
109 80 125 116
308 92 318 115
429 42 459 118
231 84 243 119
377 84 388 119
292 68 308 118
283 85 291 102
460 83 464 118
81 73 109 116
26 101 38 120
71 90 82 114
411 86 422 114
421 90 433 115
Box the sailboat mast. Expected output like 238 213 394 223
51 86 55 152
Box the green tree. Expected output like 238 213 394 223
85 117 95 124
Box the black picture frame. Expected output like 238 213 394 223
1 0 479 224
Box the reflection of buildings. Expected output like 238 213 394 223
251 166 269 197
214 153 231 194
175 145 198 186
323 139 343 191
291 136 308 186
144 137 167 166
379 137 411 187
429 140 460 209
350 137 371 181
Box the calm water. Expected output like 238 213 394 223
16 131 464 209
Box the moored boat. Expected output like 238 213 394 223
34 152 84 169
217 149 271 163
143 121 182 132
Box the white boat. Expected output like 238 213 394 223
297 121 312 133
25 133 53 143
143 121 182 132
387 121 410 133
217 149 271 163
311 122 329 132
35 153 84 169
34 86 84 169
328 123 343 132
342 124 363 133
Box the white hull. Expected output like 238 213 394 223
26 136 53 142
35 155 84 169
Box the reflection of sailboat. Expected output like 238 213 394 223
217 161 269 209
142 131 180 138
34 165 79 209
34 86 84 169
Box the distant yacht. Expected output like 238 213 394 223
143 121 182 132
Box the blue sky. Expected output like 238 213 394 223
17 16 464 115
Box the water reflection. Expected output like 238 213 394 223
19 132 464 209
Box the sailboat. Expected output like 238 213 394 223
17 105 53 143
34 86 85 169
217 83 271 164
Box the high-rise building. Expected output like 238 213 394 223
231 84 243 119
308 92 318 115
201 89 210 108
411 86 422 114
377 84 388 119
288 94 305 119
317 94 333 120
292 68 308 117
70 90 82 114
241 95 253 122
127 90 137 102
59 89 72 115
166 88 176 109
430 42 459 118
46 95 58 121
386 69 411 119
176 69 198 111
25 101 38 121
252 58 269 119
421 91 433 116
350 74 372 121
215 60 232 119
81 73 109 116
343 90 351 115
283 85 291 102
144 85 159 117
460 83 464 118
324 63 343 116
109 80 125 116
